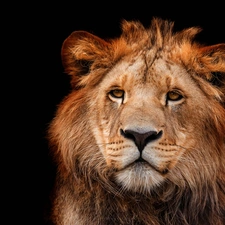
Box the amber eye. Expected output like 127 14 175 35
167 91 183 101
109 89 125 98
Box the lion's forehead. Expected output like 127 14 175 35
100 53 190 92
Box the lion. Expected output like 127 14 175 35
48 17 225 225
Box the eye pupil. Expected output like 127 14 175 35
167 91 182 101
110 90 124 98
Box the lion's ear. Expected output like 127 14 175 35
196 44 225 88
61 31 112 88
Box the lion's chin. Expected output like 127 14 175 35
115 162 166 194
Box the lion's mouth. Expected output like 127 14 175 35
132 158 169 175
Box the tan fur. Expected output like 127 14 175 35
48 18 225 224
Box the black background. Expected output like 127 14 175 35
11 2 225 224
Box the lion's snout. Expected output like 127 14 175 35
120 128 163 152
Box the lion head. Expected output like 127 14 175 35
48 18 225 224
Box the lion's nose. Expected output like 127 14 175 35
120 129 162 152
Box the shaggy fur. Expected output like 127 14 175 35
48 18 225 225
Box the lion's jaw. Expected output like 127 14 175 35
93 126 188 193
89 57 201 193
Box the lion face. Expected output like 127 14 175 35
87 52 212 192
53 18 225 196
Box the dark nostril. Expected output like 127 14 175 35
120 129 162 152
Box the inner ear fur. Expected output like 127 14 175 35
61 31 114 89
193 44 225 87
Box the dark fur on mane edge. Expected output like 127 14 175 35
48 17 225 225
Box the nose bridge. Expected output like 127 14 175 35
133 87 160 110
121 106 163 135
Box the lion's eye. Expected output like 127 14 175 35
109 89 125 99
167 91 183 101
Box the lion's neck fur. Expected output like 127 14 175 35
51 142 225 225
52 168 225 225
